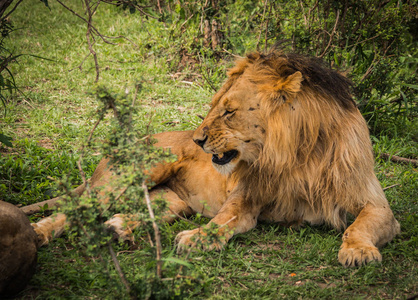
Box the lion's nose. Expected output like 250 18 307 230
193 135 208 148
193 126 209 148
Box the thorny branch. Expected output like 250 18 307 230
54 0 139 81
75 100 107 199
84 0 100 82
142 181 163 278
256 0 269 51
1 0 23 21
108 243 133 297
319 9 340 58
101 0 158 20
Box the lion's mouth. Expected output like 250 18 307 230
212 150 239 165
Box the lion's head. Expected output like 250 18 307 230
194 51 357 174
193 51 377 228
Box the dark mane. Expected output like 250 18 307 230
252 51 356 110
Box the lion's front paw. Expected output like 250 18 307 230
175 228 226 254
31 223 51 247
104 214 135 243
338 242 382 267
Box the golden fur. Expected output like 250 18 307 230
27 51 400 267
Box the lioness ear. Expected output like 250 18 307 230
276 71 303 94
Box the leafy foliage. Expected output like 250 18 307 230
58 85 206 298
0 0 416 298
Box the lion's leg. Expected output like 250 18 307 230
338 203 400 267
105 186 193 242
175 194 259 252
31 213 67 247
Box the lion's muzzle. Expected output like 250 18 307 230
193 135 208 148
212 150 239 165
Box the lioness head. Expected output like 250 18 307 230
193 52 305 174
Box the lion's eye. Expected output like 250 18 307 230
222 109 235 117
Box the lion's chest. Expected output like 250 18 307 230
258 200 325 226
166 160 234 218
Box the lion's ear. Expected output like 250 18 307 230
276 71 303 94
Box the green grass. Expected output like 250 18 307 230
1 1 417 299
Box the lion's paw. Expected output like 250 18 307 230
338 242 382 267
175 228 225 254
105 214 135 243
31 223 51 247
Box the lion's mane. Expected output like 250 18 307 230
219 51 387 229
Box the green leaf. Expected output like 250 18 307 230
400 83 418 90
0 133 13 147
162 257 192 268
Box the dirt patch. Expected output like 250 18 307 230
37 139 54 150
256 242 283 251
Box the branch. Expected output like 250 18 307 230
319 9 340 58
142 181 163 278
76 100 107 199
383 184 400 191
84 0 100 82
197 53 217 92
108 243 132 296
256 0 268 51
361 39 394 82
1 0 23 20
101 0 158 20
264 1 271 51
380 153 418 167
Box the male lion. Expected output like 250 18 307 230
25 51 400 267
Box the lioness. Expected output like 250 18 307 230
26 51 400 267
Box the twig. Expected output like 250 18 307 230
69 53 91 72
108 98 120 124
21 98 35 109
101 0 158 20
306 0 319 32
87 115 103 145
100 185 129 217
84 0 100 82
256 0 268 51
180 13 195 29
55 0 139 77
108 243 132 296
319 9 340 58
167 207 200 227
54 0 128 45
361 39 394 82
219 216 237 228
0 53 15 73
221 48 243 58
174 248 192 281
380 153 418 167
76 157 89 196
2 0 23 21
127 83 140 128
197 53 217 92
383 184 400 191
142 181 163 278
299 0 307 27
77 99 107 198
264 1 271 52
